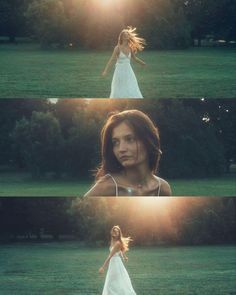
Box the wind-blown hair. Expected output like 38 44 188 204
118 26 146 53
96 109 161 180
111 225 132 253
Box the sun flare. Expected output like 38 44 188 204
137 197 172 209
100 0 113 5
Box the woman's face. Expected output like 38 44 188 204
111 122 148 169
121 31 129 42
111 227 120 238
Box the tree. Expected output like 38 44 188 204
138 100 226 178
0 99 50 167
140 0 191 49
11 111 64 177
25 0 69 47
183 0 236 45
65 108 101 177
0 0 29 42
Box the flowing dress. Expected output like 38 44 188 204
102 248 136 295
110 50 143 99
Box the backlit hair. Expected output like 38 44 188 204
111 225 132 252
118 26 146 53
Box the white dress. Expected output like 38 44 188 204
102 247 136 295
110 51 143 99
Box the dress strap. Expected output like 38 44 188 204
106 174 118 196
154 175 161 196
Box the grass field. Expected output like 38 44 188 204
0 243 235 295
0 172 235 196
0 44 235 98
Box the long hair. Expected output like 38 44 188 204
96 109 161 180
110 225 132 253
118 26 146 53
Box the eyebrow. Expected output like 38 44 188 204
112 133 135 140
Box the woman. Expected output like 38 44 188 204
102 27 146 98
85 109 172 196
99 225 136 295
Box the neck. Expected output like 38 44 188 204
122 40 128 46
123 163 152 187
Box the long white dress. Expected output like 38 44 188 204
110 51 143 99
102 248 136 295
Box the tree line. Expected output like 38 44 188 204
0 0 235 48
0 197 235 245
0 99 235 179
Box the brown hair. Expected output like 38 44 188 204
118 26 146 53
96 109 161 179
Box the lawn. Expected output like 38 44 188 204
0 172 235 196
0 243 235 295
0 44 235 98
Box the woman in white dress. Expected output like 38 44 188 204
102 27 146 98
85 110 172 197
99 225 136 295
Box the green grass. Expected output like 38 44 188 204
0 172 235 196
0 243 235 294
0 44 235 98
169 175 236 196
0 172 88 197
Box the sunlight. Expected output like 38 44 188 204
78 197 213 246
136 197 173 210
100 0 113 5
98 0 124 10
100 0 114 5
48 98 58 104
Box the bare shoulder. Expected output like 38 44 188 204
84 175 116 197
113 45 120 54
158 177 172 196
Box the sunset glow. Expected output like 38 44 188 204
100 0 114 6
78 197 215 245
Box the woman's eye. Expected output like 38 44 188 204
112 140 119 146
127 137 135 143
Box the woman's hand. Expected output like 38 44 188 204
124 256 128 262
99 267 104 274
102 70 107 77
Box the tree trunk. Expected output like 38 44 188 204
197 38 201 47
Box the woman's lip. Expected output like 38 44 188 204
120 156 131 161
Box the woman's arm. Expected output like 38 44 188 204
102 46 119 76
99 241 121 274
131 51 146 66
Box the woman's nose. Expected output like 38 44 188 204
119 140 128 152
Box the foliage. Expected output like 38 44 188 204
4 99 234 179
0 198 74 240
11 111 64 178
0 0 27 42
1 0 234 48
64 108 101 177
0 197 235 245
184 0 236 44
150 100 226 178
72 197 236 245
140 0 191 49
25 0 69 47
